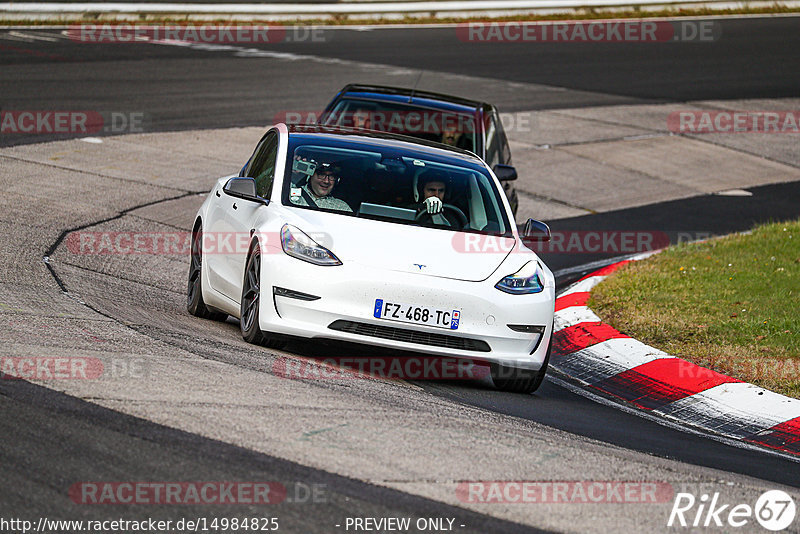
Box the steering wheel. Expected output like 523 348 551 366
414 203 468 229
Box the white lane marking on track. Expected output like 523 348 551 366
143 36 416 74
9 30 62 42
715 188 753 196
0 31 35 42
61 28 151 41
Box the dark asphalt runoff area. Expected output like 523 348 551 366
1 16 799 531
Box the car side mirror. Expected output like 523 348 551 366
493 164 517 181
223 177 268 204
524 219 551 241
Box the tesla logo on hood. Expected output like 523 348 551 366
413 264 426 270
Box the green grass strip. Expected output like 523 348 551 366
590 218 800 399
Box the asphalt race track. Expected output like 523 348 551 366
1 16 799 533
3 16 800 147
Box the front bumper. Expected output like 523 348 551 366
259 252 555 370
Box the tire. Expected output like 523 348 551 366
187 228 227 321
240 242 286 349
491 334 552 394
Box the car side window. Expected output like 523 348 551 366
494 111 512 164
484 114 500 168
246 132 279 198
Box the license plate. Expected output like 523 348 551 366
373 299 460 330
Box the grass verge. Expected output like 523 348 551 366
589 219 800 399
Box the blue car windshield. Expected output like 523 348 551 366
282 138 512 236
323 98 478 153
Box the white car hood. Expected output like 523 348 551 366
286 210 516 282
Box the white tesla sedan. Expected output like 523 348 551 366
188 124 555 393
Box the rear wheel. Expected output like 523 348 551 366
491 334 552 394
240 243 286 349
187 228 227 321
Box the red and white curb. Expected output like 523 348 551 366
551 258 800 457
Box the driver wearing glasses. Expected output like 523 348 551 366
291 159 353 213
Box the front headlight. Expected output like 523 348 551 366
280 224 341 266
495 261 544 294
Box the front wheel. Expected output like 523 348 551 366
240 243 286 349
491 334 552 394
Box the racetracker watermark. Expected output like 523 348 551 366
275 110 477 134
453 231 670 254
677 358 800 382
0 111 148 135
69 482 289 505
67 24 326 44
273 356 490 380
457 20 720 42
456 481 674 503
668 111 800 134
65 231 333 255
0 356 151 380
275 110 538 134
1 357 103 380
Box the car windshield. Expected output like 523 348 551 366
282 139 511 236
323 98 478 152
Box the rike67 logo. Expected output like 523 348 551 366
668 490 796 531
